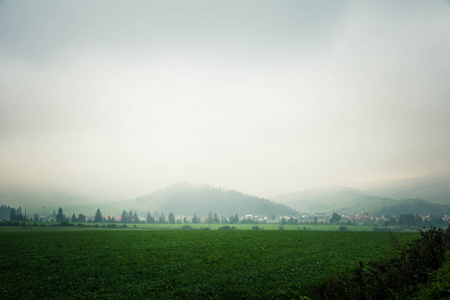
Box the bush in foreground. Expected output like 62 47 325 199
311 226 450 299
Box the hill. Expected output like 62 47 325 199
378 199 450 216
136 182 297 217
272 186 400 214
355 172 450 205
0 187 128 216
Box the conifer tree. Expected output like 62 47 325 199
56 207 65 222
94 209 103 223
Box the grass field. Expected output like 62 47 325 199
3 222 387 232
0 228 418 299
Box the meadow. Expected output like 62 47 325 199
0 228 419 299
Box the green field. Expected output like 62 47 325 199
0 228 418 299
4 222 387 232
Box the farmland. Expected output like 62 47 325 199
0 228 419 299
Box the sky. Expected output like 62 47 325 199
1 0 450 199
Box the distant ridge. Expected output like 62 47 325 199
136 182 298 217
271 186 400 214
355 172 450 205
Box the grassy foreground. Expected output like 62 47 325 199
0 229 417 299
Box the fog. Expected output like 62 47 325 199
1 1 450 199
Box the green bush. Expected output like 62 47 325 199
180 225 194 230
311 226 450 299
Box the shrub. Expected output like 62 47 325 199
252 226 260 231
57 221 74 227
311 226 450 299
338 226 349 231
279 226 284 230
180 225 194 230
218 226 232 230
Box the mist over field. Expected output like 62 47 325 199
1 1 450 204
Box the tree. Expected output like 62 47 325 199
9 208 16 221
78 214 86 223
146 211 154 224
129 210 134 223
313 216 318 224
330 213 341 224
229 214 239 224
133 212 139 223
159 213 166 224
71 213 77 222
168 213 175 224
207 211 213 225
94 209 103 223
121 210 128 223
192 213 200 224
214 212 219 224
34 213 39 222
56 207 65 222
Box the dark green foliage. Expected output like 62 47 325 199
339 226 349 232
0 230 417 299
180 225 194 230
229 214 239 224
168 213 175 224
56 207 64 222
217 226 236 230
121 210 128 223
214 212 219 224
56 221 74 227
330 212 341 224
159 213 166 224
192 213 200 224
9 208 16 221
252 226 260 230
146 211 154 224
311 226 450 299
379 199 450 216
93 209 102 223
78 214 86 223
0 205 12 220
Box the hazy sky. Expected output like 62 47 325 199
1 0 450 199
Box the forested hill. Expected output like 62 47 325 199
378 199 450 216
136 182 297 217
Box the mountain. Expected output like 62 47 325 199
136 182 297 217
0 187 128 216
272 186 400 214
378 199 450 216
355 172 450 205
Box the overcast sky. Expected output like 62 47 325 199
1 0 450 199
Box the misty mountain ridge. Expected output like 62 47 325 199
272 173 450 213
2 172 449 217
136 182 297 217
355 172 450 205
272 186 399 214
0 187 130 216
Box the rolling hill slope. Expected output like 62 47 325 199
136 182 298 217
